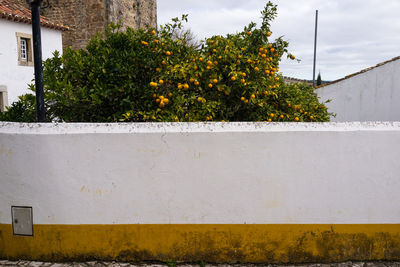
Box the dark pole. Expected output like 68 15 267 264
28 0 46 122
312 10 318 88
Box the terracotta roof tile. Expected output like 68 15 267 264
0 0 69 31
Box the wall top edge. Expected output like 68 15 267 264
1 122 400 134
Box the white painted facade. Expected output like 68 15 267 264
316 58 400 122
0 19 63 105
1 122 400 225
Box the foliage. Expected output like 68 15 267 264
317 72 322 86
0 2 332 122
0 94 36 122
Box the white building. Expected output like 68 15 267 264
0 0 68 111
316 57 400 122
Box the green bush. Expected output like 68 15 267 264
0 2 332 123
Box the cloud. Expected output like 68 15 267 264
157 0 400 81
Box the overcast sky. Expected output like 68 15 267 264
157 0 400 81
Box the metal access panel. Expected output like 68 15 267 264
11 206 33 236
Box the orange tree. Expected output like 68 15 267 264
0 2 331 122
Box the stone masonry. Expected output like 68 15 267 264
9 0 157 50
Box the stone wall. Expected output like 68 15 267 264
107 0 157 30
9 0 157 50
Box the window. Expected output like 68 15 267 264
16 32 33 66
0 86 8 112
20 38 28 62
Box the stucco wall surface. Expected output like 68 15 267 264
0 20 62 105
1 122 400 225
315 59 400 122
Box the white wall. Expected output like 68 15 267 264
1 122 400 225
316 58 400 122
0 20 63 105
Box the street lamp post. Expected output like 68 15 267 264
26 0 45 122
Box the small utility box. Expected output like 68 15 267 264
11 206 33 236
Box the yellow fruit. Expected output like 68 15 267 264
141 41 148 46
231 76 237 81
154 39 159 44
190 78 195 83
259 48 264 52
153 94 157 98
251 94 255 99
266 32 271 37
247 59 252 64
262 54 267 58
199 57 203 61
184 83 189 89
270 113 275 118
254 67 259 71
194 81 200 86
197 97 203 102
244 99 249 103
166 51 171 56
290 54 296 60
163 98 169 104
270 48 275 53
264 91 268 95
206 66 211 70
151 30 156 35
156 99 160 103
310 116 314 120
240 97 245 101
242 72 246 77
268 118 272 122
295 117 299 122
212 49 217 53
207 61 213 66
158 79 164 84
247 31 251 36
265 70 270 75
241 79 245 84
212 79 218 84
280 115 284 119
162 60 166 65
159 102 165 108
208 83 213 88
168 93 173 97
178 84 183 90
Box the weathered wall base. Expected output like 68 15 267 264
1 224 400 263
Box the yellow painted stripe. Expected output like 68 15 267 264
1 224 400 263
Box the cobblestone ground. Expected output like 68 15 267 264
1 262 400 267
